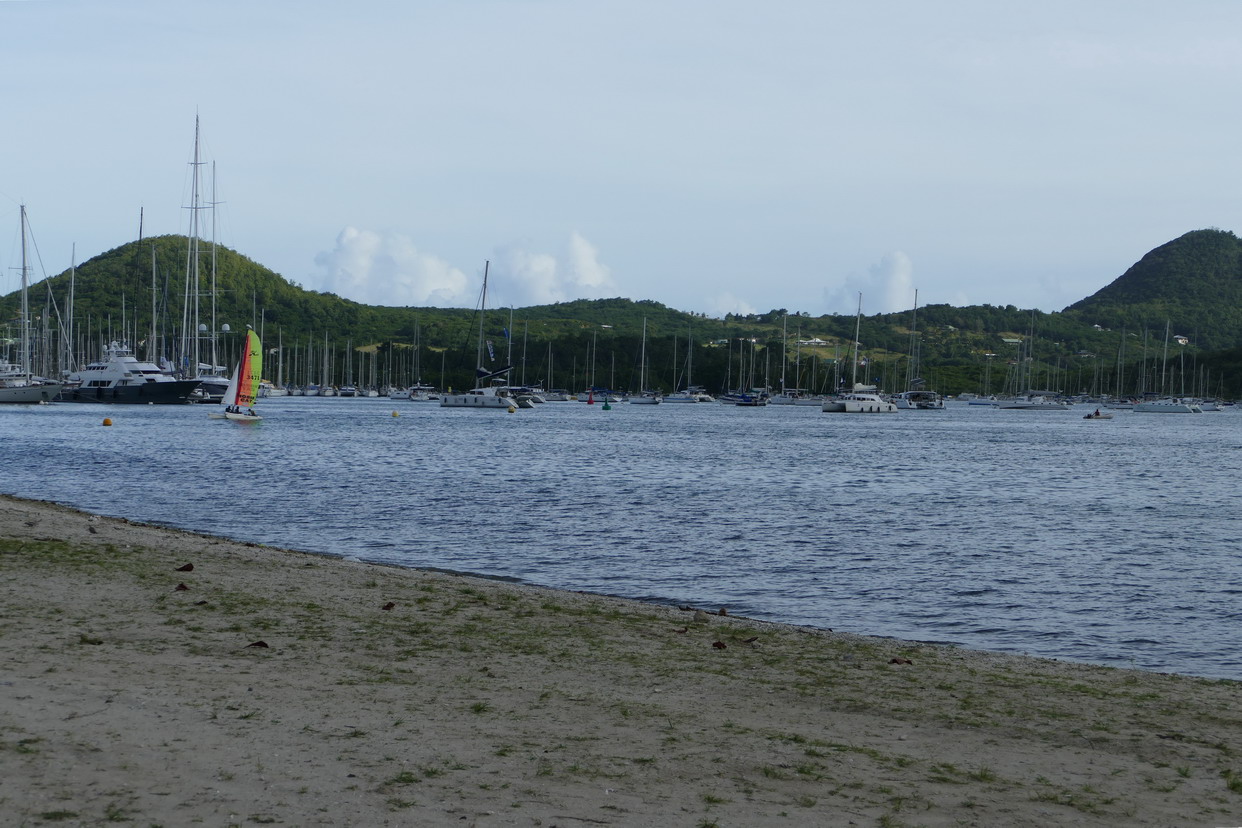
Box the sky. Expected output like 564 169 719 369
3 0 1241 318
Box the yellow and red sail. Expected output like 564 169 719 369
234 328 263 407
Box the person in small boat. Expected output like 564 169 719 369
247 408 257 417
1093 409 1101 417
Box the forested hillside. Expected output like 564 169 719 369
4 229 1242 397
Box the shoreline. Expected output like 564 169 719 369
2 493 1239 826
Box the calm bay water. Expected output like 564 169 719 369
3 397 1241 680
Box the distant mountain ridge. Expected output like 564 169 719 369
1063 228 1242 350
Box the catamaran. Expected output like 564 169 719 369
441 261 520 410
209 328 264 421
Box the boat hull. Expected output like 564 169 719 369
0 383 62 404
58 380 202 405
441 391 519 409
208 411 263 422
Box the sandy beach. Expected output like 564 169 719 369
1 493 1239 826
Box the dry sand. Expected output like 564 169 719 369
1 493 1240 827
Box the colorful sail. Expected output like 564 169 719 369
235 328 263 407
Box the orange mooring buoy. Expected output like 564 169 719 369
102 418 113 427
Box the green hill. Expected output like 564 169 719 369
1063 228 1242 350
5 229 1242 397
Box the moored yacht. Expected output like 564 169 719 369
997 393 1070 411
0 358 61 404
822 384 898 413
893 390 945 410
59 342 201 404
664 386 715 403
0 207 63 404
442 381 520 409
440 261 524 411
1134 397 1202 413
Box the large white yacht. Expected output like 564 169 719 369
60 342 201 404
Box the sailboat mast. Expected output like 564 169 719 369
476 261 489 370
18 206 30 376
65 244 76 374
191 117 203 378
906 289 919 391
640 317 647 391
851 293 862 388
781 314 788 394
150 243 158 365
210 161 220 378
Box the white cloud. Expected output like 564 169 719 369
312 227 471 307
488 232 619 307
703 292 758 318
824 252 916 315
311 229 620 309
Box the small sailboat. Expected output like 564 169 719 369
209 328 264 421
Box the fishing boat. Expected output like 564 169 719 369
209 328 263 421
0 206 62 404
441 261 521 410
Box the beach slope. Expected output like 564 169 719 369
1 494 1239 826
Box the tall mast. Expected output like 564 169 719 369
18 206 30 375
476 261 489 370
65 244 76 374
183 115 205 378
639 317 647 391
851 292 862 388
781 314 788 394
906 288 919 391
210 161 220 377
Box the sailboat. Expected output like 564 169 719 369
629 318 661 404
822 293 897 414
209 327 263 421
440 261 520 410
0 206 62 404
664 326 714 402
893 290 945 410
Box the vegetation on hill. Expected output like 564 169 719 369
1063 228 1242 351
3 229 1242 397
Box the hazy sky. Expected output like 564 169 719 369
3 1 1240 317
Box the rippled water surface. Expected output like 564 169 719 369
4 397 1241 679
